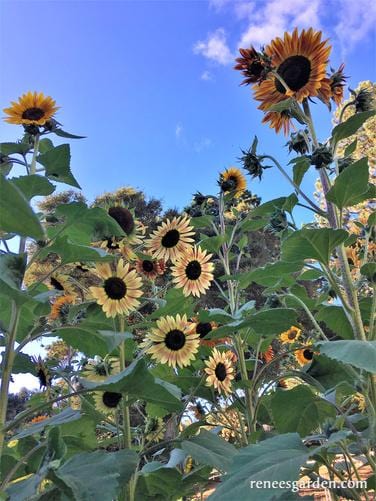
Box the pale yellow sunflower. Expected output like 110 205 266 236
82 357 120 382
279 326 301 344
3 91 59 125
107 206 145 246
89 260 143 318
189 318 228 348
219 167 247 197
143 314 200 368
204 348 235 395
146 215 195 262
135 255 166 280
93 391 122 415
171 246 214 297
295 344 315 366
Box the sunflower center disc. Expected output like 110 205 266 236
186 260 202 280
196 322 213 338
275 55 311 93
215 363 227 382
22 107 45 120
303 349 313 360
106 238 119 250
102 391 122 408
142 260 154 272
288 330 297 340
104 277 127 300
161 229 180 248
108 207 135 235
165 329 186 350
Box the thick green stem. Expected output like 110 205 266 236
30 134 40 175
234 335 253 436
0 302 20 457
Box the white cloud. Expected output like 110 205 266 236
193 28 234 65
208 0 232 11
175 123 183 138
201 70 214 81
193 137 212 152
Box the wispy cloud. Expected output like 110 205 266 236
193 137 212 153
175 123 183 139
193 28 233 65
201 70 214 81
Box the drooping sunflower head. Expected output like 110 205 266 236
135 255 166 280
171 246 214 297
3 92 59 126
218 167 247 197
89 260 143 318
279 326 302 344
204 348 235 395
107 207 145 246
143 314 200 368
295 344 315 366
146 215 195 262
94 391 122 415
33 356 51 389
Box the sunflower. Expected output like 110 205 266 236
278 377 301 389
93 391 122 415
3 91 59 125
262 345 275 364
32 356 51 389
146 215 195 262
29 415 49 425
295 344 314 366
82 357 120 382
190 318 223 347
143 314 200 368
135 255 166 280
234 47 270 85
218 167 247 198
89 260 143 318
279 326 301 344
318 64 347 107
95 237 138 261
352 392 366 413
49 272 77 298
171 246 214 297
107 207 145 246
204 348 235 395
49 294 75 321
262 110 293 135
145 417 164 442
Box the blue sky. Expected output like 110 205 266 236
1 0 375 391
1 0 375 217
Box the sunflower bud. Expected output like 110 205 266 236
350 87 375 113
192 191 207 206
44 118 59 131
23 124 40 136
286 130 310 155
310 144 333 169
239 150 265 179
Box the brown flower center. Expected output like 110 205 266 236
108 207 135 235
275 55 311 93
165 329 186 350
142 260 154 272
161 229 180 248
196 322 213 338
22 107 45 121
104 277 127 300
102 391 122 408
288 329 298 340
186 260 202 280
215 363 227 382
303 349 313 361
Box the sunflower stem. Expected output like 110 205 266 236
30 133 40 175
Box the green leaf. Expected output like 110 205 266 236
240 308 298 337
344 139 357 157
53 128 86 139
199 234 225 253
190 215 213 228
181 429 237 472
81 359 183 412
248 197 287 218
290 156 311 187
47 427 67 461
11 175 55 200
50 449 137 501
0 174 44 240
15 408 82 439
307 355 354 390
267 98 295 113
271 386 335 436
37 144 81 189
326 158 370 208
331 110 376 144
209 433 309 501
360 262 376 282
40 236 114 264
315 306 353 340
282 228 348 265
38 138 54 154
6 352 35 375
0 142 31 155
150 288 194 320
236 261 302 289
283 193 298 214
318 340 376 374
54 327 132 358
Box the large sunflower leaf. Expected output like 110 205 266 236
318 340 376 374
0 174 45 240
11 174 55 200
331 110 376 144
49 449 138 501
39 236 114 264
326 158 370 208
281 228 348 265
315 306 354 340
37 144 81 189
208 433 309 501
271 386 335 437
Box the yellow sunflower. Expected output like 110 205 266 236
279 326 301 344
171 246 214 297
262 345 275 364
204 348 235 395
135 255 166 280
49 294 75 321
143 314 200 368
3 91 59 125
253 28 331 133
93 391 122 415
82 357 120 382
146 215 195 262
295 344 315 366
189 318 225 347
352 392 366 413
219 167 247 197
89 260 143 318
262 110 293 135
